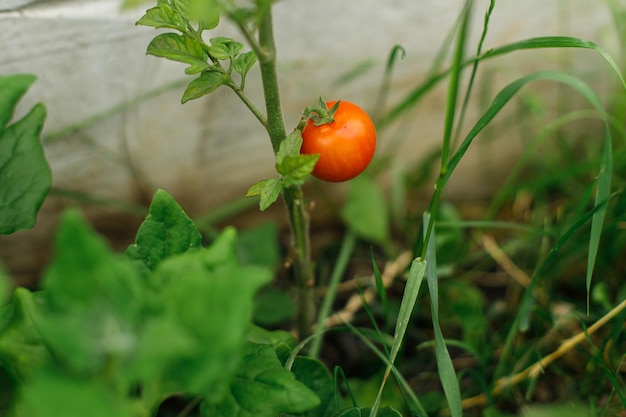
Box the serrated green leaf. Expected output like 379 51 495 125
0 101 51 234
246 179 281 211
200 342 320 417
39 210 144 372
209 37 244 60
185 61 213 75
277 154 319 186
246 179 269 197
143 238 272 397
234 51 257 78
0 74 36 131
340 176 389 244
146 32 208 68
182 70 226 103
208 43 230 60
136 4 186 31
276 129 303 165
0 289 50 381
126 189 202 272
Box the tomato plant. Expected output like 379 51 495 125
301 100 376 182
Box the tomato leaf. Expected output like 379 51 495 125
200 342 320 417
276 129 303 165
39 211 145 373
136 4 187 32
138 231 272 397
16 370 135 417
260 179 282 211
0 289 51 381
0 74 34 130
277 154 319 187
246 179 281 211
234 51 257 78
182 70 226 103
126 189 202 272
246 179 268 197
0 74 51 234
147 33 208 68
209 37 244 60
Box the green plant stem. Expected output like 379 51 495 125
283 185 316 339
226 80 268 128
257 7 316 339
258 10 286 154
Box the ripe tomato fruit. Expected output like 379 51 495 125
301 100 376 182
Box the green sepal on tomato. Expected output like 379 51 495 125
300 100 376 183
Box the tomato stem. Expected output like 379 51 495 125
257 7 316 340
297 100 339 131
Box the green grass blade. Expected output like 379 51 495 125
482 36 626 90
440 0 473 173
423 212 462 417
452 0 496 150
380 36 626 129
370 258 426 417
494 193 615 379
310 231 357 358
344 322 428 417
441 71 607 186
442 70 613 313
587 130 613 312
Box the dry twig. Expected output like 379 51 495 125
321 250 414 329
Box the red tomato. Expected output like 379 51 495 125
301 100 376 182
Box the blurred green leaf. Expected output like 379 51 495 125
140 230 272 397
438 280 486 349
40 210 144 372
0 289 50 381
174 0 220 30
126 189 202 272
253 287 295 326
0 74 50 234
200 342 320 417
236 221 281 270
15 369 134 417
341 176 390 244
